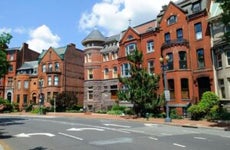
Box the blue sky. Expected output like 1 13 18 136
0 0 175 53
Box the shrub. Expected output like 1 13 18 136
170 109 183 119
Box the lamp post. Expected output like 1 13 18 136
39 79 43 115
159 55 171 122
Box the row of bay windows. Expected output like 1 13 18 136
164 22 202 44
84 52 118 63
216 50 230 68
42 62 60 73
39 75 60 87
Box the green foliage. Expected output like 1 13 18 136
0 98 14 113
188 92 220 120
106 104 127 115
0 33 13 78
217 0 230 42
117 50 160 116
56 91 78 112
170 109 183 119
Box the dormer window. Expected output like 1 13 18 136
192 2 201 13
167 15 177 25
127 35 134 40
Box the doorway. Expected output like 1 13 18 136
197 77 211 100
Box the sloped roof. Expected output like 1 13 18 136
53 46 67 59
17 60 38 70
82 29 106 45
105 34 120 43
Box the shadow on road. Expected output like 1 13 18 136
29 146 48 150
0 117 26 139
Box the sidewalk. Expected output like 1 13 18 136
1 112 230 131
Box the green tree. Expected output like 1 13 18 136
0 32 13 77
217 0 230 42
56 91 78 112
118 50 161 116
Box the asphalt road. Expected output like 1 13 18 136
0 115 230 150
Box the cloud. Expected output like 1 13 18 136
0 27 12 33
78 0 177 36
27 25 61 53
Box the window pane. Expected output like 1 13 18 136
147 40 154 52
168 79 175 99
179 51 187 69
165 33 170 43
195 23 202 40
167 53 173 70
181 78 189 99
177 28 183 41
197 49 205 68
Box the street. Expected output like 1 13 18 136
0 115 230 150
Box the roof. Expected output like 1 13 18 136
5 47 20 51
82 29 106 45
53 46 67 59
105 34 120 43
17 60 38 70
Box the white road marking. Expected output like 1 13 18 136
144 123 158 127
194 137 206 140
67 128 104 131
58 132 83 141
103 123 131 128
161 133 172 136
149 137 158 140
173 143 186 148
222 135 230 138
15 133 55 138
90 137 132 145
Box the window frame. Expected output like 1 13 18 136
146 40 154 53
181 78 189 99
147 60 154 75
194 22 202 40
167 15 177 25
197 48 205 68
179 51 187 69
125 43 136 56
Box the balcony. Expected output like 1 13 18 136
46 68 61 74
161 38 189 50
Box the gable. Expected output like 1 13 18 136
120 27 140 44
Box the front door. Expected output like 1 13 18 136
197 77 211 100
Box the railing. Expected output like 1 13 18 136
161 38 189 50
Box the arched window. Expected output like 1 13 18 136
167 15 177 25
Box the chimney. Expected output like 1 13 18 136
68 43 76 48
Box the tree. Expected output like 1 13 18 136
117 50 161 116
0 32 13 77
217 0 230 42
55 91 78 112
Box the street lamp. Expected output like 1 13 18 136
159 55 171 122
39 79 43 115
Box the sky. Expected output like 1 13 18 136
0 0 177 53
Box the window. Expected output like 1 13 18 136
181 78 189 99
85 53 92 63
104 68 109 79
9 53 14 61
88 86 93 100
147 40 154 53
113 66 118 78
197 49 205 68
165 32 171 43
179 51 187 69
54 75 59 86
8 65 13 72
167 53 173 70
112 52 118 60
148 60 154 74
226 50 230 66
103 53 109 61
216 53 222 68
121 63 130 77
7 77 13 87
24 80 29 89
47 92 51 101
17 81 21 90
127 35 134 40
39 79 44 87
125 43 136 56
55 62 59 71
177 28 183 41
167 15 177 25
48 63 52 72
42 64 46 72
192 2 201 13
48 76 52 86
111 85 118 99
194 23 202 40
23 94 28 104
168 79 175 99
218 79 226 98
17 94 20 103
88 69 93 80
